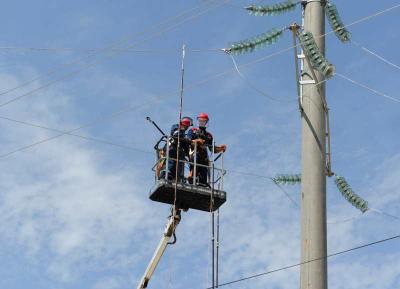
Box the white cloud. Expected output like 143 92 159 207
93 276 122 289
0 68 165 284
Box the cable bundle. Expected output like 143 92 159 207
298 31 335 79
325 2 351 43
272 174 301 185
246 0 298 16
334 175 369 213
226 28 285 55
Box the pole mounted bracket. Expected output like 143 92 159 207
302 0 327 4
300 79 316 84
289 22 301 32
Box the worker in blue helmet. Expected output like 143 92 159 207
161 117 192 182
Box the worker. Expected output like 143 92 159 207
170 116 193 135
157 117 192 180
187 112 226 186
163 117 192 182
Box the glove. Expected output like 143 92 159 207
218 144 227 152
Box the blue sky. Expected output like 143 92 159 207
0 0 399 289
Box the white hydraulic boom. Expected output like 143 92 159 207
136 210 181 289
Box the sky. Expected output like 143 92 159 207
0 0 399 288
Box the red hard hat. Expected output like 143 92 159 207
180 118 191 126
197 112 209 120
182 116 193 126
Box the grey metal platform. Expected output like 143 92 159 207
149 179 226 212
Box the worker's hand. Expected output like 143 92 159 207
193 139 205 145
218 144 227 152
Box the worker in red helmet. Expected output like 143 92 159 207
161 117 192 182
169 116 193 135
187 112 227 186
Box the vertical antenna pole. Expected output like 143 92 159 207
216 153 223 288
173 44 186 215
216 207 220 288
211 141 216 289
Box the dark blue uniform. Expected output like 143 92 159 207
187 127 213 186
170 123 179 135
164 125 190 181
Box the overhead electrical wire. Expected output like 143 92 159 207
326 214 364 225
334 3 400 33
229 54 297 103
0 3 223 95
2 113 399 226
351 40 400 71
0 47 223 53
234 2 400 71
0 115 152 154
2 111 398 224
272 180 300 208
336 72 400 104
0 1 217 96
371 208 400 222
227 168 400 224
0 100 160 158
0 55 294 157
0 113 365 223
0 1 393 111
0 3 398 159
0 1 397 111
206 234 400 288
0 0 229 108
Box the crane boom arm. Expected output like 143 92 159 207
136 211 181 289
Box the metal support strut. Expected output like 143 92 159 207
136 209 181 289
292 18 334 177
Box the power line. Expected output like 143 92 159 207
0 3 397 158
206 234 400 288
0 99 160 158
0 1 215 97
227 169 300 207
0 114 388 223
338 3 400 32
326 214 363 225
0 46 223 53
336 72 400 104
371 208 400 222
227 169 400 225
0 0 228 107
272 180 300 208
2 113 399 226
0 0 396 110
229 54 297 103
235 3 400 71
0 112 319 217
350 40 400 71
0 115 152 155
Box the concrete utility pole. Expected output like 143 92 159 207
300 1 328 289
